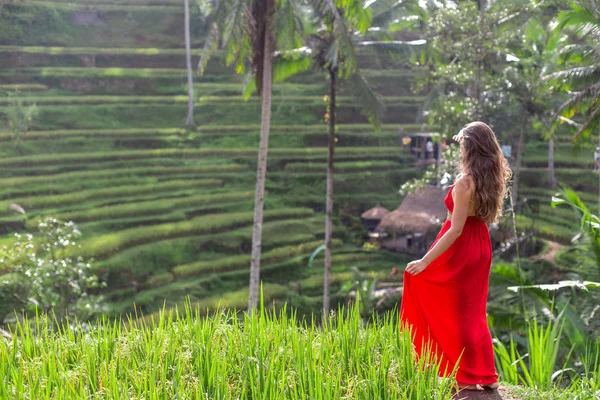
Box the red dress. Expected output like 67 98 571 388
399 185 498 385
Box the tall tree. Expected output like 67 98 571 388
184 0 195 127
417 1 549 203
555 1 600 141
554 1 600 210
197 0 304 313
504 13 564 199
298 0 422 315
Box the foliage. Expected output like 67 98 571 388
553 2 600 141
552 187 600 279
338 266 378 319
3 94 38 154
0 217 104 323
398 143 460 195
0 299 458 399
493 310 569 390
415 1 533 138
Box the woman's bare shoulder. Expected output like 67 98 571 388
454 175 475 193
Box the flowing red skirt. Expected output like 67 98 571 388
400 217 498 385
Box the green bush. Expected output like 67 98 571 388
145 272 174 289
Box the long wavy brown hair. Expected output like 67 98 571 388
458 121 512 223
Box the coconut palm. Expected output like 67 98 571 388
554 2 600 141
280 0 423 315
504 17 563 199
184 0 194 127
196 0 305 313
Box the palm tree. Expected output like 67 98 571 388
196 0 304 314
285 0 423 315
555 2 600 140
184 0 194 127
504 17 563 200
554 1 600 209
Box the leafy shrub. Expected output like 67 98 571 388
0 217 104 323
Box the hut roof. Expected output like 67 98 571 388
361 204 390 220
378 210 436 233
378 187 448 233
397 187 448 220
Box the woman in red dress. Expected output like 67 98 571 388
400 121 511 391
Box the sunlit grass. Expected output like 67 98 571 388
0 296 457 399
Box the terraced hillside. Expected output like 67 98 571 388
0 0 596 318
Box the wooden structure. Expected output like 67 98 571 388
402 132 443 167
378 187 448 255
360 204 390 231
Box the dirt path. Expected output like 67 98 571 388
530 240 564 264
453 385 522 400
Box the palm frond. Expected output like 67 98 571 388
553 82 600 134
198 22 220 75
551 66 600 88
559 44 600 65
358 39 424 59
557 6 600 39
243 48 313 98
272 0 305 51
573 105 600 140
348 72 385 128
308 0 367 77
369 0 425 29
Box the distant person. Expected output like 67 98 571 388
425 138 434 160
595 147 600 172
400 122 511 392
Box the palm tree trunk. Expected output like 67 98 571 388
548 135 556 188
247 16 274 314
184 0 194 127
512 118 527 205
323 68 336 317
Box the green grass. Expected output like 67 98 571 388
0 102 419 130
0 179 223 217
95 217 325 277
77 208 314 259
285 160 400 173
0 147 405 168
44 191 254 223
0 164 243 188
0 123 425 143
0 45 202 56
0 300 461 399
0 95 426 106
516 215 576 244
173 239 342 279
0 83 48 92
26 1 183 12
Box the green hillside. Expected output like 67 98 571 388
0 0 596 321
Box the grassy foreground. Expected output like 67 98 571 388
0 295 591 400
0 297 462 400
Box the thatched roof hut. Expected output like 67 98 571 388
379 210 437 233
361 204 389 221
379 187 448 234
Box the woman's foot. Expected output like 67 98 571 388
456 382 484 391
481 381 500 390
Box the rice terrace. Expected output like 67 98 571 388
0 0 599 398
